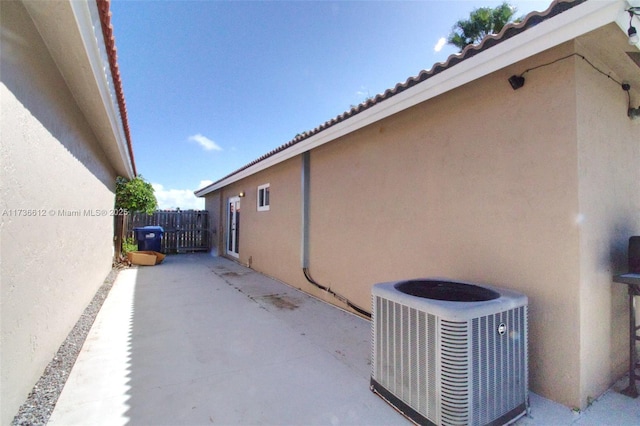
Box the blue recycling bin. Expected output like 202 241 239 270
133 226 164 252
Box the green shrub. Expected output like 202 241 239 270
115 176 158 215
122 237 138 255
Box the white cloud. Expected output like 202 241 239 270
152 182 209 210
197 180 213 191
356 88 370 98
434 37 447 52
188 133 222 151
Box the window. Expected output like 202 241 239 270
257 183 270 211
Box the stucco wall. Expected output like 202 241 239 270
233 158 302 284
204 191 222 255
1 2 118 422
574 29 640 406
308 43 583 407
203 37 637 409
206 158 309 291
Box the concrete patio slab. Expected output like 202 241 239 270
48 254 403 425
49 254 640 425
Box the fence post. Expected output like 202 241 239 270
113 213 125 261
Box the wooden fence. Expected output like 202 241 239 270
126 210 210 253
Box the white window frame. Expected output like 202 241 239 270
257 183 270 211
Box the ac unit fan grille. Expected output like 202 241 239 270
373 297 438 422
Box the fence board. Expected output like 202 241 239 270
126 210 209 253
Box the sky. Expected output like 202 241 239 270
110 0 552 210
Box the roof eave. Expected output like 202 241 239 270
22 0 136 179
195 0 631 198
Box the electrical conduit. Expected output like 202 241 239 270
300 151 371 319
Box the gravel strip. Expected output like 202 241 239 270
11 267 125 426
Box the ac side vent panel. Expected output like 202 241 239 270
471 307 528 425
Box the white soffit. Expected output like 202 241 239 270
196 0 629 197
71 0 135 179
22 0 135 179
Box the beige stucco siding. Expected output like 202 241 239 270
205 42 585 406
204 34 638 409
207 158 309 293
1 2 117 422
235 158 302 285
307 42 582 407
204 190 223 255
575 28 640 406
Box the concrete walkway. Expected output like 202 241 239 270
49 254 640 425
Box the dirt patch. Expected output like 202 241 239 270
221 271 240 277
258 294 299 310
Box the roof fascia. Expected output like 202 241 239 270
196 0 626 197
71 0 135 179
22 0 135 179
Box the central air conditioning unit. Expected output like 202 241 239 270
371 279 528 426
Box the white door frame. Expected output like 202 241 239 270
227 196 240 258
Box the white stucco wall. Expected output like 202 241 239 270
1 2 119 422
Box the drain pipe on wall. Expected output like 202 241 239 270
300 152 371 319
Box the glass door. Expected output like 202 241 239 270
227 197 240 257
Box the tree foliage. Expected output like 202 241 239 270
115 175 158 214
447 2 518 51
